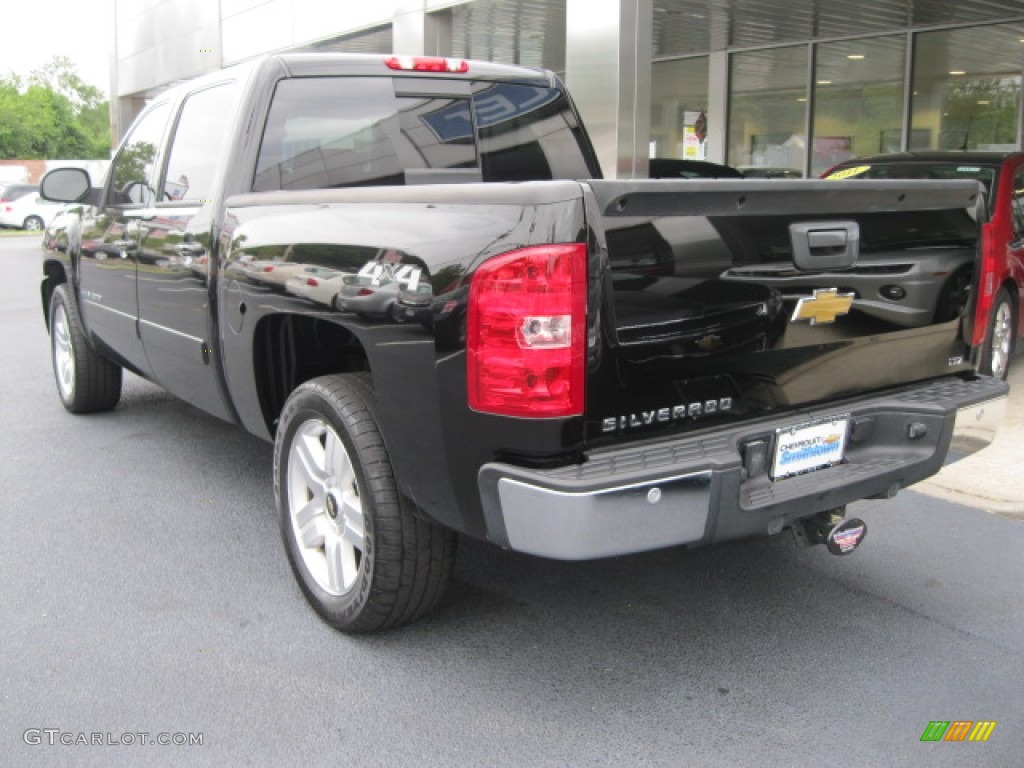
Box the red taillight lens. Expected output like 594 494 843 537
972 223 997 346
467 243 587 417
306 277 319 286
384 56 469 73
356 288 375 297
263 265 275 272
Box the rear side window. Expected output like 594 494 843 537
163 81 241 203
253 76 594 191
474 82 590 181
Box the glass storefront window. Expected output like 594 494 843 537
811 36 906 176
728 45 808 175
651 57 709 160
911 24 1024 151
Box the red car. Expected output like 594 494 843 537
824 152 1024 379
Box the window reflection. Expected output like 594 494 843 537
912 25 1024 151
728 46 807 176
811 36 906 176
650 57 710 160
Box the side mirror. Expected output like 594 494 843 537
40 168 94 204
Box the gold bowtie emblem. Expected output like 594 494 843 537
791 288 854 325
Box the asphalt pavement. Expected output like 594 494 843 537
917 363 1024 517
2 232 1022 767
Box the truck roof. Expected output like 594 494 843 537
273 52 557 87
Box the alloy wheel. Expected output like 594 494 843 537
286 418 366 596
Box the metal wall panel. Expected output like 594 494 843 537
115 0 220 96
567 0 653 178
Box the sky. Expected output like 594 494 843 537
0 0 114 91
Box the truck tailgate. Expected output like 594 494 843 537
582 179 985 446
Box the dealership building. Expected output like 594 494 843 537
112 0 1024 178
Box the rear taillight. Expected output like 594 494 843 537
263 265 275 272
306 278 319 286
972 223 997 346
384 56 468 73
467 243 586 418
356 288 374 297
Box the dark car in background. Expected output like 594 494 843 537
648 158 744 179
824 152 1024 379
740 166 803 179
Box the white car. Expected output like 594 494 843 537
284 266 351 308
0 192 64 231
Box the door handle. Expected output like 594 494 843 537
789 221 860 271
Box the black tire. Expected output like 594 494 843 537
49 284 122 413
23 215 44 231
387 301 405 323
979 287 1015 380
274 373 456 633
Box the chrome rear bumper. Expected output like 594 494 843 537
479 376 1008 560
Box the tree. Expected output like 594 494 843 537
0 56 110 159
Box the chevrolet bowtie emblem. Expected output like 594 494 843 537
791 288 854 325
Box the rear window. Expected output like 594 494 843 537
253 76 595 191
825 162 998 213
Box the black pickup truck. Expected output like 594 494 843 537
40 53 1008 633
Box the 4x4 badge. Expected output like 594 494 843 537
791 288 854 325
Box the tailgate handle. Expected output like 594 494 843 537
790 221 859 271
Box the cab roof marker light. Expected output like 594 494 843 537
384 56 469 73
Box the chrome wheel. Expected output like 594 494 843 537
286 418 365 596
988 298 1012 380
24 216 44 231
52 302 75 401
276 374 456 632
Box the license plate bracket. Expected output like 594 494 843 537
771 415 850 481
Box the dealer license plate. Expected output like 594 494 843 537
771 415 850 480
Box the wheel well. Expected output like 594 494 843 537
41 259 67 332
1001 277 1019 307
253 314 369 436
1001 277 1020 347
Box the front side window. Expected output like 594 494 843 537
107 103 170 206
163 81 242 203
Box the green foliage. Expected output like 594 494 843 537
0 56 110 160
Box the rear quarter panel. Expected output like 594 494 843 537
220 182 586 537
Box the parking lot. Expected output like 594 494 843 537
1 234 1021 767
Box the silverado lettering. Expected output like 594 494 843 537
38 52 1008 634
601 398 734 433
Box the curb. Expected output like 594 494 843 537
915 480 1024 520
